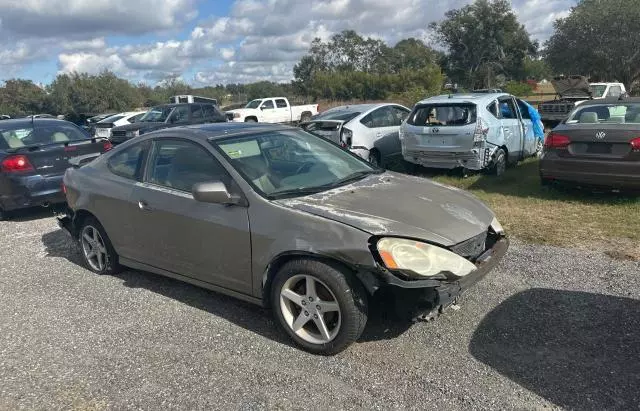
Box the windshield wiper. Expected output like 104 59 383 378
270 170 380 199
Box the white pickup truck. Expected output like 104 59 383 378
225 97 319 124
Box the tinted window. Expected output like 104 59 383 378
314 109 362 122
191 104 203 119
275 99 288 108
361 107 395 128
168 106 190 124
15 123 89 146
98 115 125 124
261 100 275 110
203 104 224 120
129 113 145 123
568 103 640 124
487 100 499 118
390 106 410 126
148 140 229 192
107 143 146 180
407 104 477 126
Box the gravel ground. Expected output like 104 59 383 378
0 209 639 410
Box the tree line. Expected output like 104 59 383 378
1 0 639 121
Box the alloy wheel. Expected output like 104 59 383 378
81 225 108 271
279 274 342 344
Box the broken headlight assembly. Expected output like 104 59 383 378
376 237 477 279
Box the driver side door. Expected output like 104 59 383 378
259 99 278 123
128 138 252 294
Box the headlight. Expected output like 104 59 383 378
125 130 140 137
376 238 477 278
490 216 504 234
233 112 241 118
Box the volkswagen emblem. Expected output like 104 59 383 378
432 127 440 133
595 131 606 140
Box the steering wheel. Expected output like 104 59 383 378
295 162 314 174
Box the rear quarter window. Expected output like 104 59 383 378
407 104 477 126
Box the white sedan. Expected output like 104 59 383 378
301 103 411 167
93 111 147 138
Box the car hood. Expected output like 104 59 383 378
112 122 167 132
275 172 495 246
551 75 591 98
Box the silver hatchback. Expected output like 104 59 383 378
400 93 540 175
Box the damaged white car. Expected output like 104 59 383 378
400 93 540 175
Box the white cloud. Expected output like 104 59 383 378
0 0 573 84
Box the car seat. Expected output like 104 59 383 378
52 132 70 142
579 112 598 123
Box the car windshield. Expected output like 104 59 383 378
567 103 640 124
212 129 380 198
139 106 174 122
589 85 607 98
313 108 362 122
245 100 262 109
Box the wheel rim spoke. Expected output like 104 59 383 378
281 289 304 307
292 311 310 332
314 315 331 341
317 301 340 312
83 233 92 243
305 276 318 300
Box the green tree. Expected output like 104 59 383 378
523 57 552 81
431 0 537 89
0 79 49 116
545 0 640 91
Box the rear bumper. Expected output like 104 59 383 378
0 173 66 211
402 147 494 170
540 155 640 190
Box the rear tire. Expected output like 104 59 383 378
271 259 368 355
300 113 312 123
78 217 122 275
245 118 257 123
490 148 507 176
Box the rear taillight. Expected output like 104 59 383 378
103 141 113 151
341 128 353 148
630 137 640 151
544 132 571 149
473 117 489 145
62 182 66 194
1 155 35 173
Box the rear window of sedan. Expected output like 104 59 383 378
568 103 640 124
407 104 477 126
313 109 362 122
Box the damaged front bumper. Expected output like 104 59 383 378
403 145 499 171
376 234 509 321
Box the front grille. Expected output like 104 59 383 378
451 231 487 259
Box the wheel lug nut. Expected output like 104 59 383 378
301 301 307 306
304 311 309 316
309 297 313 302
313 314 318 319
316 305 321 310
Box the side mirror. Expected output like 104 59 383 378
192 181 242 205
260 106 266 110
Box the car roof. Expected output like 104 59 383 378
577 97 640 106
418 92 511 105
0 118 78 128
322 103 394 113
174 122 296 141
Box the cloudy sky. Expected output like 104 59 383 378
0 0 574 85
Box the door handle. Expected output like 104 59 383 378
138 200 153 211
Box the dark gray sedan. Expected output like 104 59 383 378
58 123 508 355
540 97 640 190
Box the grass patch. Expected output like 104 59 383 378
402 158 640 260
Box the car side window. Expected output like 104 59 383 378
168 106 190 124
498 98 517 119
361 107 394 128
390 106 410 126
607 86 622 98
261 100 275 110
486 100 499 118
203 104 216 119
129 113 145 123
147 139 230 193
107 142 147 180
275 99 288 108
191 104 203 120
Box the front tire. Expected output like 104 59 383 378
245 117 257 123
78 217 121 275
271 259 368 355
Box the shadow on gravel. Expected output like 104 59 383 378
41 228 414 348
470 288 640 410
4 205 63 222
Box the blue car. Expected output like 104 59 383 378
0 118 111 220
